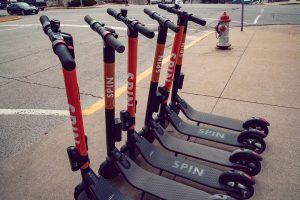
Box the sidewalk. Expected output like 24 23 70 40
0 25 300 199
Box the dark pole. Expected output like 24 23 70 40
241 0 244 31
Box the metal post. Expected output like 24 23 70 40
241 0 244 31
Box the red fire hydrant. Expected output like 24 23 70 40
215 12 231 49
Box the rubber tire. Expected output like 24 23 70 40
248 124 269 138
230 156 261 176
74 183 91 200
219 172 254 200
7 10 12 15
238 133 266 154
98 159 120 179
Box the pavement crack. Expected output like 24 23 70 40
210 29 257 114
0 76 101 99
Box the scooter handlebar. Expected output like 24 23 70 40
158 3 169 11
40 15 76 71
54 43 76 71
107 8 119 19
40 15 50 30
135 23 155 39
106 34 125 53
189 15 206 26
144 8 179 33
165 20 179 32
84 15 125 53
144 8 154 17
158 3 206 26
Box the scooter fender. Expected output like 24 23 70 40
219 169 255 186
230 148 263 162
237 129 265 143
243 117 270 129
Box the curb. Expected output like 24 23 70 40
0 16 22 23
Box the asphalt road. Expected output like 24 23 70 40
0 3 299 161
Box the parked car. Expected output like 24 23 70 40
0 2 7 9
26 0 47 11
6 2 39 15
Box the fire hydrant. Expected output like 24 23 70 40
215 12 231 49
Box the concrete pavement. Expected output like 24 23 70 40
0 25 300 199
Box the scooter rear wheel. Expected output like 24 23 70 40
74 183 92 200
99 159 120 179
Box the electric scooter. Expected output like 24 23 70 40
169 3 270 137
157 3 267 154
139 9 262 176
117 8 256 200
40 15 131 200
161 3 270 137
85 14 229 200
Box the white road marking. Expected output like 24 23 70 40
0 26 28 32
0 109 69 116
253 15 261 24
254 6 266 24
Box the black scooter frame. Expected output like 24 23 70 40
88 12 229 200
166 4 270 138
118 9 255 200
156 4 266 155
40 16 131 200
140 5 263 177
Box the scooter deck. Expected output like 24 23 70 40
90 177 132 200
135 134 234 192
115 152 213 200
151 122 247 171
177 97 244 131
166 106 243 147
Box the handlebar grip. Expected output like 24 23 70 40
40 15 50 32
84 15 94 26
40 15 50 26
158 3 168 11
189 15 206 26
165 21 179 32
144 8 154 17
105 34 125 53
107 8 118 18
136 24 155 39
54 43 76 71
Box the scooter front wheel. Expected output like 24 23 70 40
231 157 261 176
238 133 266 154
219 171 254 200
243 118 269 138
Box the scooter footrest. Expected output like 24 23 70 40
178 98 244 131
136 136 222 187
116 152 212 200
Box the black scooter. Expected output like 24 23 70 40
140 7 263 177
156 3 267 154
85 13 231 200
40 15 131 200
117 8 256 200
